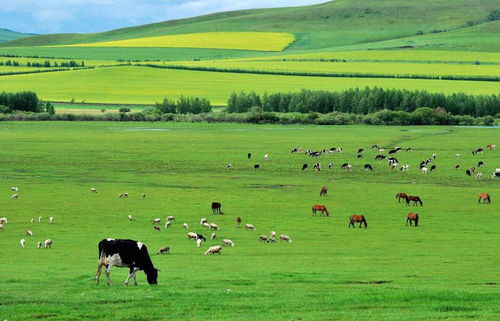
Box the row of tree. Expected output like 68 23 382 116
155 96 211 114
0 60 84 68
0 91 54 114
227 88 499 117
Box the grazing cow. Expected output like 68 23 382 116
478 161 485 167
371 144 379 150
222 239 235 247
264 154 269 161
245 223 256 230
164 221 171 229
44 239 52 249
328 163 333 169
49 216 54 224
470 167 476 173
211 202 223 214
156 247 170 255
430 165 436 172
455 164 460 170
226 164 233 170
375 155 386 160
196 234 207 242
248 153 252 159
153 226 161 232
204 245 222 255
259 235 268 243
400 165 409 171
12 194 18 199
95 239 158 286
90 188 97 193
357 154 363 159
210 232 217 240
396 193 408 203
200 218 208 225
465 169 472 176
280 235 292 243
37 241 42 248
364 164 373 171
313 163 321 171
128 215 134 221
20 239 26 248
405 195 423 206
486 144 496 150
320 185 328 196
183 223 189 229
357 148 364 154
349 215 368 229
26 229 33 237
492 171 500 179
472 148 483 155
236 216 242 227
406 213 419 227
253 164 260 170
187 232 198 240
475 173 483 179
478 193 491 204
301 163 308 171
311 204 329 217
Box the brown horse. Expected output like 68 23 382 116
405 195 423 206
349 215 367 228
406 212 419 227
312 204 329 217
396 193 408 203
236 216 242 227
478 193 491 204
320 185 328 196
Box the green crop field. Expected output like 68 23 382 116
0 122 498 321
0 66 498 105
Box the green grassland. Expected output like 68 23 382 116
0 28 32 43
0 122 498 321
1 66 499 105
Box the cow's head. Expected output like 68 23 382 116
147 268 159 285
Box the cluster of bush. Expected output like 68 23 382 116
227 88 499 117
0 60 84 68
154 96 211 114
0 91 54 114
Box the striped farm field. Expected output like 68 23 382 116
56 32 296 52
1 66 499 105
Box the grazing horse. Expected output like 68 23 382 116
349 215 367 228
406 212 419 227
211 202 223 214
319 185 327 196
478 193 491 204
396 193 408 203
312 204 329 217
405 195 423 206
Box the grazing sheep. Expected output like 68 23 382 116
245 223 256 230
183 223 189 229
26 229 33 237
0 217 7 224
37 241 42 248
432 154 437 159
152 218 161 224
475 173 483 179
0 224 4 231
38 216 42 223
209 223 219 230
11 187 19 192
142 193 146 198
454 154 461 158
226 164 233 170
12 194 18 199
211 232 217 240
187 232 197 240
44 239 52 249
20 239 26 248
280 235 293 243
156 247 170 255
118 193 128 198
200 218 208 225
49 216 54 224
153 226 161 232
421 167 429 174
196 238 203 248
269 236 277 243
202 222 210 229
222 239 234 247
259 235 268 242
166 216 175 221
264 154 269 161
270 231 276 238
90 187 97 193
128 215 134 221
164 221 172 228
204 245 222 255
30 218 34 224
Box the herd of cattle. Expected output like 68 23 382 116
1 142 496 286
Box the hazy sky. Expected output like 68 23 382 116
1 0 326 34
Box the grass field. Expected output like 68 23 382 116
0 122 498 321
59 32 295 52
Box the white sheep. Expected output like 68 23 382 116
226 164 233 170
269 236 277 243
245 223 256 230
210 232 217 240
475 173 482 179
90 187 97 193
164 221 172 228
196 238 203 248
202 222 210 229
37 241 42 248
0 217 7 224
454 154 461 158
20 239 26 248
152 218 161 224
421 167 429 174
222 239 234 247
183 223 189 229
11 187 19 192
209 223 218 230
38 216 43 223
264 154 269 161
270 231 276 238
44 239 52 249
30 218 35 224
26 229 33 237
166 216 175 221
49 216 54 224
12 194 18 199
142 193 146 198
128 215 134 221
187 232 197 240
200 218 208 225
204 245 222 255
280 235 293 243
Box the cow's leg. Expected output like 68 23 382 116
105 264 113 286
132 268 139 286
124 267 134 286
95 262 104 284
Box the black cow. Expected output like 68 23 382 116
253 164 260 169
247 152 252 159
357 154 363 159
430 165 436 171
478 161 484 167
406 147 413 152
196 234 206 241
371 144 379 150
388 149 398 155
466 169 472 176
357 148 364 154
96 239 158 286
364 164 373 171
302 163 308 170
375 155 386 160
211 202 223 214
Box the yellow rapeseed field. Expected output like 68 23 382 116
57 32 295 52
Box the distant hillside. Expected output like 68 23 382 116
0 28 33 43
2 0 499 52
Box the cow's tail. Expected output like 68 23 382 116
98 240 104 259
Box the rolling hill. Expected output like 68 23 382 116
2 0 499 52
0 28 33 43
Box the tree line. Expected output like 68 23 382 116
0 60 84 68
155 96 211 114
227 88 499 117
0 91 54 114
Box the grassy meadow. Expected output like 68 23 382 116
0 122 498 321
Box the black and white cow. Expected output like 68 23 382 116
95 238 158 286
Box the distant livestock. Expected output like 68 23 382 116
259 235 268 242
49 216 54 224
0 217 7 224
236 216 242 227
90 188 97 193
486 144 496 150
12 194 18 199
200 218 208 225
405 195 423 206
26 229 33 237
128 215 134 221
44 239 53 249
364 164 373 171
156 247 170 255
311 204 329 217
349 215 368 229
280 235 292 243
187 232 197 240
37 241 42 248
119 193 128 198
153 226 161 232
253 164 260 170
11 187 18 192
0 224 4 231
478 193 491 204
204 245 222 255
211 202 223 214
222 239 235 247
166 216 175 221
264 154 269 161
245 223 256 230
301 164 308 171
209 223 219 230
396 193 408 203
211 232 217 240
96 238 158 286
20 239 26 248
183 223 189 229
320 186 328 196
152 218 161 224
164 221 171 228
406 213 419 227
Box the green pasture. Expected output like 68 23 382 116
1 66 499 105
53 103 149 114
0 122 498 320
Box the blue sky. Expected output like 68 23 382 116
1 0 325 34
